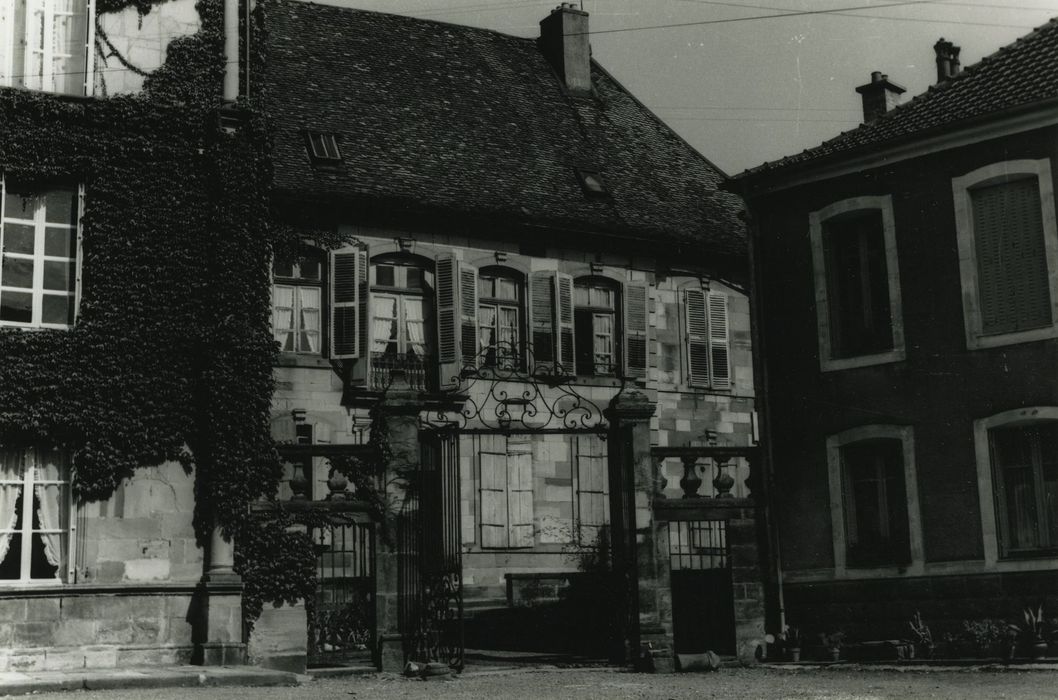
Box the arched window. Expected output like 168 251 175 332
478 267 524 368
574 277 620 376
369 254 434 359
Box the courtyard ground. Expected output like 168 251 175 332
12 665 1058 700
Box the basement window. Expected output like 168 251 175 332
306 132 342 164
575 168 609 199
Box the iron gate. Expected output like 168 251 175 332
308 518 376 667
399 430 464 669
668 519 736 656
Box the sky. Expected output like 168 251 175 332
312 0 1057 175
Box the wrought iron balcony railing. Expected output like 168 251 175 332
370 352 433 392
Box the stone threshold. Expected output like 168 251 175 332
0 664 299 696
765 660 1058 672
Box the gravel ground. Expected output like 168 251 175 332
20 666 1058 700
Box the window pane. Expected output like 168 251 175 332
0 291 32 323
590 287 613 308
273 285 294 310
478 305 496 330
43 261 74 291
374 265 395 287
824 211 892 358
479 277 495 298
44 227 75 258
299 287 320 313
299 330 320 354
298 258 320 281
842 439 909 566
4 191 36 220
41 295 73 325
405 267 422 290
2 256 33 288
273 259 294 278
496 278 518 301
300 308 319 333
44 190 76 225
575 286 590 307
4 224 35 255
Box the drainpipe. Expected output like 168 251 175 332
223 0 239 101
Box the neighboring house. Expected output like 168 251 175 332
259 1 762 669
729 21 1058 638
0 0 269 672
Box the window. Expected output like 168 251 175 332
575 168 608 198
272 254 322 354
684 288 730 389
574 279 618 376
0 180 80 329
478 268 522 369
574 435 608 544
988 422 1057 556
809 196 904 371
826 425 922 575
370 259 433 359
0 448 71 583
479 435 533 549
953 159 1058 350
0 0 91 95
305 132 342 164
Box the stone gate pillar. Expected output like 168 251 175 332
606 389 674 672
193 523 246 665
374 372 419 672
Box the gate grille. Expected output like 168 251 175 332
667 518 735 656
308 520 376 667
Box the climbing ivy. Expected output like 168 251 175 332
0 0 304 626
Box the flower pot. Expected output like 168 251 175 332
1030 640 1049 659
787 647 801 662
828 648 841 662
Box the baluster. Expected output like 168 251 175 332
679 455 702 498
712 453 735 498
653 456 668 498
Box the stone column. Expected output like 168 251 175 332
605 389 674 672
193 522 246 665
373 372 420 672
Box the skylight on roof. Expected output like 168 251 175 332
576 168 608 198
306 131 342 163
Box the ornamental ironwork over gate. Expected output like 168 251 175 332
399 430 464 669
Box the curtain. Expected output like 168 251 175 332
34 449 65 576
404 299 426 355
0 450 23 569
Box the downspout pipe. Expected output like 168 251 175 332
223 0 239 101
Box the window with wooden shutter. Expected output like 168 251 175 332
329 248 361 359
575 435 608 544
435 254 461 388
459 263 478 368
684 288 709 386
478 435 536 549
530 271 556 371
479 436 508 549
971 177 1050 336
507 440 535 548
556 273 575 374
707 291 731 390
623 282 649 379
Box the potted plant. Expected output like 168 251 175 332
819 631 845 662
1009 605 1048 659
909 611 934 659
778 625 802 662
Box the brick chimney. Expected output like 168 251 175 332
539 3 591 95
855 71 906 123
934 38 962 82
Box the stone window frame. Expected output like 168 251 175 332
825 424 924 579
809 195 905 372
973 407 1058 569
951 158 1058 350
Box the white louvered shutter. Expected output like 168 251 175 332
507 439 535 548
459 262 479 369
684 289 710 386
329 248 361 359
436 254 460 389
623 282 649 379
348 247 372 386
708 291 731 389
556 273 575 374
530 271 556 373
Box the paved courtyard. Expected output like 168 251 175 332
15 666 1058 700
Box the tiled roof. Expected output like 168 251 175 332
259 0 746 258
734 17 1058 181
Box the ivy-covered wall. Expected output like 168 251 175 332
0 0 300 627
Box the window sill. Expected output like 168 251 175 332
967 324 1058 350
275 352 332 369
820 347 905 373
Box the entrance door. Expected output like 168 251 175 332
668 519 735 656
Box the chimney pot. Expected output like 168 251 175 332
539 4 591 95
934 38 961 83
855 71 906 123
